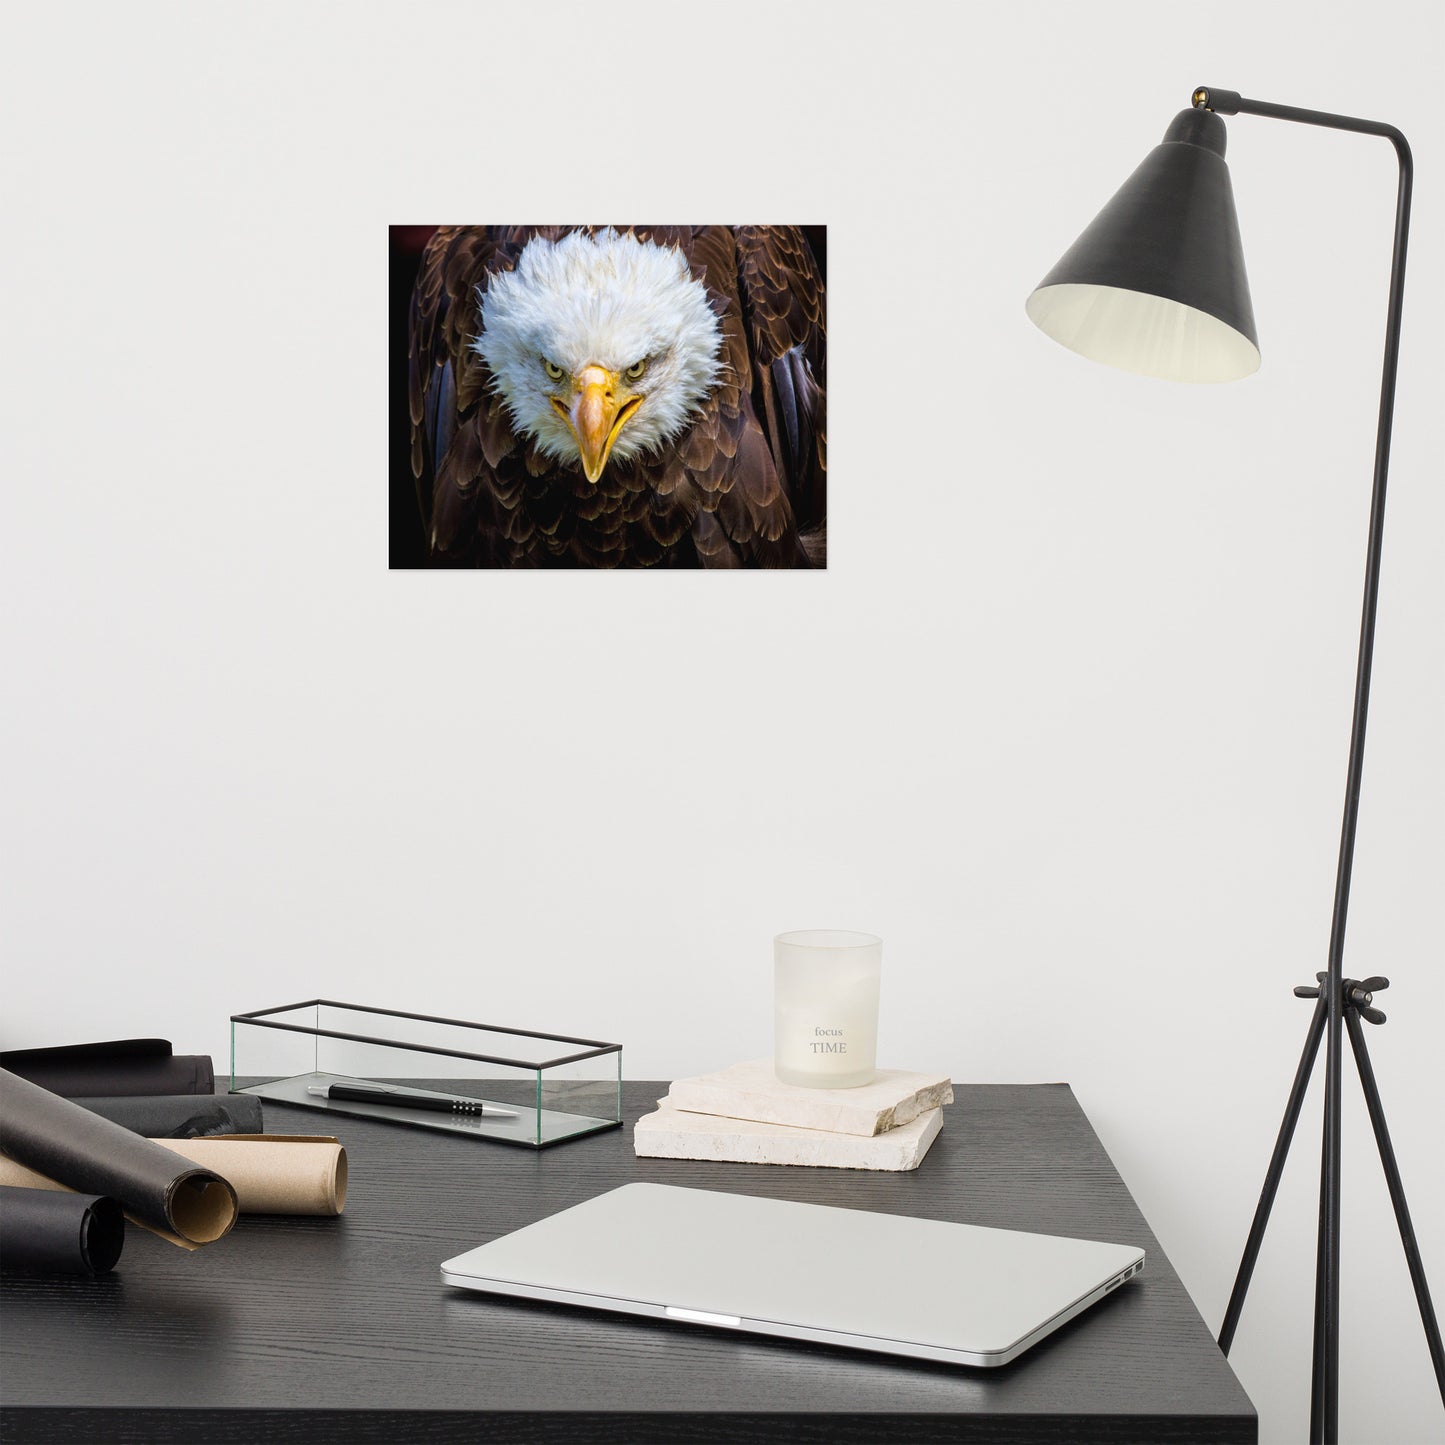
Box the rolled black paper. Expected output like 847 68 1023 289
0 1185 125 1275
73 1093 265 1139
0 1070 237 1247
0 1040 214 1098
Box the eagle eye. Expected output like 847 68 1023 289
625 359 648 382
542 358 565 381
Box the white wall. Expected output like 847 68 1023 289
3 2 1441 1439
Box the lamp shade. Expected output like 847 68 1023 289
1027 108 1259 383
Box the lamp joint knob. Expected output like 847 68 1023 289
1192 86 1242 115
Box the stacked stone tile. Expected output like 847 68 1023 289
634 1059 952 1171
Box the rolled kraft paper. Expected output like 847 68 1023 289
0 1136 347 1217
74 1093 265 1139
0 1185 125 1276
0 1070 237 1249
152 1137 348 1215
0 1040 214 1097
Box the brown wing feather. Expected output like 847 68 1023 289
667 226 808 566
731 226 827 560
408 226 515 553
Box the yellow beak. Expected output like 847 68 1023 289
552 365 642 484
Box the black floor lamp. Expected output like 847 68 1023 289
1025 86 1443 1444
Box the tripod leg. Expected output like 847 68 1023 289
1345 1010 1445 1403
1219 992 1328 1354
1322 986 1344 1445
1311 1043 1334 1445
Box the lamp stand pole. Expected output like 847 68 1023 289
1191 89 1442 1444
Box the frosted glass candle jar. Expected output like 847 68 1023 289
773 930 882 1089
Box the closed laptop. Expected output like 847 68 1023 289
441 1182 1145 1367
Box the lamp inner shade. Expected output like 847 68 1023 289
1026 282 1261 383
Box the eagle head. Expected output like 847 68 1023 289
474 228 724 484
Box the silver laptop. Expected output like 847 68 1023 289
440 1182 1144 1367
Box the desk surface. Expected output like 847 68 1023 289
1 1082 1255 1444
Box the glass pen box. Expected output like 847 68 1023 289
231 1000 622 1148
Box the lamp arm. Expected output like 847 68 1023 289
1193 86 1410 154
1195 85 1414 1445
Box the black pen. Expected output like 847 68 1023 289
307 1081 517 1119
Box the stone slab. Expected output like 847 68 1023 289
633 1097 944 1171
665 1058 953 1136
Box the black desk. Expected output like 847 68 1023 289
1 1083 1255 1443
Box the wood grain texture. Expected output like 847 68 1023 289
0 1084 1256 1444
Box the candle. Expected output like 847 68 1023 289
774 931 882 1089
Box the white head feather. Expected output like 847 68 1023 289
474 228 724 470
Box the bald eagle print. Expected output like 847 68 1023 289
402 225 826 568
